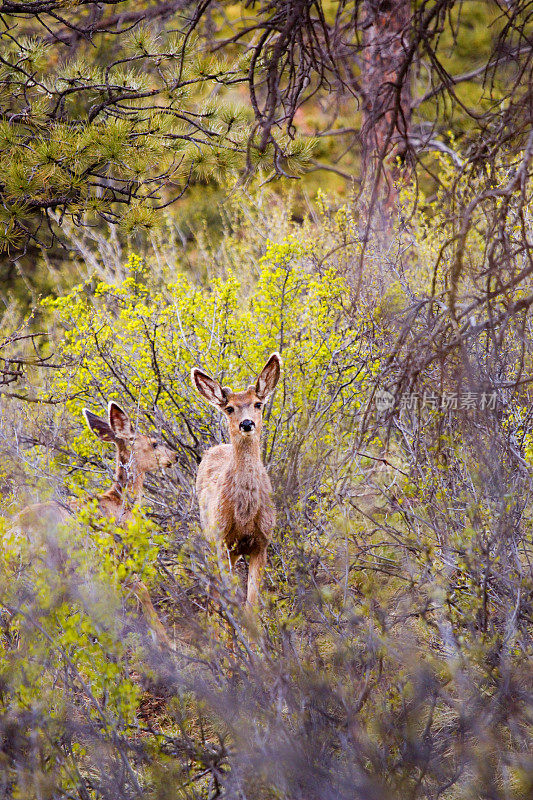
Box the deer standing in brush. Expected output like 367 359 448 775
191 353 282 607
82 402 176 522
17 402 177 650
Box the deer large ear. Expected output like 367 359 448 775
83 409 116 443
108 402 132 439
191 368 228 409
255 352 282 400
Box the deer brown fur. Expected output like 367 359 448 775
16 402 177 650
191 353 282 607
82 402 177 522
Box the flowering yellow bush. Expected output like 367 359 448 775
1 182 532 800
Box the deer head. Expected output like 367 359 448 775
191 353 282 442
83 402 177 478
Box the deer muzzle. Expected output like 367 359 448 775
239 419 255 433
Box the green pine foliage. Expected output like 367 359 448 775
0 24 246 252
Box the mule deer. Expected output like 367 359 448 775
82 402 177 522
16 402 177 649
191 353 282 608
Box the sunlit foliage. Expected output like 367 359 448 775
1 169 532 798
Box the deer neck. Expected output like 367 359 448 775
229 435 263 524
99 443 145 517
231 434 262 475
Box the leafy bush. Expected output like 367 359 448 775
1 184 532 799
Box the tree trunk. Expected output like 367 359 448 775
361 0 412 217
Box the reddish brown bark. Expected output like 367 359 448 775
361 0 412 214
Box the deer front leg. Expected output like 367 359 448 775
128 576 174 651
247 547 267 608
208 539 236 611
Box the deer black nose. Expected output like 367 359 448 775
240 419 255 432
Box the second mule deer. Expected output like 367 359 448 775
82 402 177 522
16 402 177 649
191 353 282 608
83 402 177 648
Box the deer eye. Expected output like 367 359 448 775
151 440 158 448
226 406 234 414
254 402 262 409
